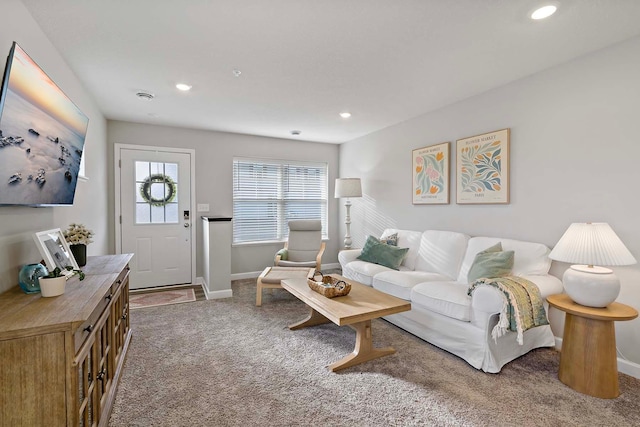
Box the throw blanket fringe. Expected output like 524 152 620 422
468 276 549 345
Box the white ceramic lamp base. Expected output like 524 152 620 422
563 265 620 308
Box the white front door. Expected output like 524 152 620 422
116 146 194 289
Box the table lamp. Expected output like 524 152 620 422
548 222 637 307
335 178 362 249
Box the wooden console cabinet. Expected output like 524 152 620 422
0 254 133 426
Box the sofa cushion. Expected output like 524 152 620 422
411 281 472 321
381 229 422 270
414 230 470 279
342 260 403 286
457 237 552 283
357 236 409 270
373 271 451 300
467 243 514 282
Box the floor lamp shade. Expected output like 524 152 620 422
335 178 362 249
549 223 637 307
335 178 362 198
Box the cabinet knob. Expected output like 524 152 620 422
116 280 122 284
96 368 106 381
122 313 128 320
105 293 113 301
84 325 93 333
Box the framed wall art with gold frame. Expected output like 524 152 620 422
456 128 510 204
412 141 450 205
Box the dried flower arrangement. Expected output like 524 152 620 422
63 223 94 246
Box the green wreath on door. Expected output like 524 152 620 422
140 174 177 206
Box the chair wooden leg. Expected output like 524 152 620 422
255 267 272 307
256 282 263 306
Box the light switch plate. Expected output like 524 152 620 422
197 203 210 212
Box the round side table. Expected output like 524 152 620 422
547 293 638 399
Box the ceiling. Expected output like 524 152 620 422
20 0 640 144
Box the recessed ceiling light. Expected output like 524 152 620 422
290 130 301 136
176 83 192 91
531 5 557 20
339 112 352 119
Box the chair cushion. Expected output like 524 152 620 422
467 243 514 283
277 260 317 268
261 267 311 284
373 271 451 300
357 236 409 270
411 281 472 321
287 220 322 262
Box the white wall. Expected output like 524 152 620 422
0 0 109 293
107 121 340 276
339 36 640 364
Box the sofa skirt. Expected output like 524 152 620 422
384 305 555 373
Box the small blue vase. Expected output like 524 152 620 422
19 263 49 294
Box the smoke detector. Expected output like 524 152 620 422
136 91 155 101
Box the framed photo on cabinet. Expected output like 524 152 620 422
412 141 450 204
33 228 79 276
456 128 509 204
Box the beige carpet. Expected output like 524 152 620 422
110 280 640 426
130 288 196 309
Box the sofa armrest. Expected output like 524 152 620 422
338 249 362 269
519 274 563 299
470 274 562 329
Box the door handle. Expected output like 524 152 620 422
184 223 190 228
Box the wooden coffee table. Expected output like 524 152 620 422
281 275 411 372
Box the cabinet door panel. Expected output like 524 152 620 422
0 333 66 426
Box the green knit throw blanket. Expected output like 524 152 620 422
468 276 549 345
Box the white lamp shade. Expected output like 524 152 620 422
335 178 362 198
548 223 636 266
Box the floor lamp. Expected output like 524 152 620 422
335 178 362 249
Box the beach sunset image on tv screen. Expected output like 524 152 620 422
0 42 89 206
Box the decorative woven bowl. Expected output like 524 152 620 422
307 272 351 298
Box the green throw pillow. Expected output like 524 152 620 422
357 235 409 270
276 248 288 261
467 243 514 283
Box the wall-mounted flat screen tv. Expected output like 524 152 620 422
0 42 89 206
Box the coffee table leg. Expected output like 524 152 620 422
328 320 396 372
289 308 331 330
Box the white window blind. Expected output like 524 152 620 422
233 157 328 244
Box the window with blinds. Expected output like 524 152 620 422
232 157 328 244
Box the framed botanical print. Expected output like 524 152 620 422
456 128 509 204
412 141 450 204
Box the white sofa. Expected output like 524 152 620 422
338 229 563 373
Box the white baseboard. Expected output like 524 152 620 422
230 262 342 281
197 276 233 300
231 271 262 280
554 336 640 379
205 289 233 300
